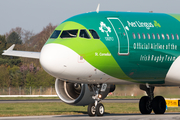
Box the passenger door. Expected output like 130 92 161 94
107 18 129 55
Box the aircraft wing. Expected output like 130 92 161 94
2 44 40 59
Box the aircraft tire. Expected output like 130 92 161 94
87 103 96 117
96 103 104 116
139 96 152 114
152 96 166 114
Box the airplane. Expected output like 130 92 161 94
2 5 180 116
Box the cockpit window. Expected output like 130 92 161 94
50 30 61 39
60 30 78 38
79 29 90 39
89 29 100 39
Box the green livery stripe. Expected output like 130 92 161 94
46 21 134 82
46 11 180 84
168 14 180 22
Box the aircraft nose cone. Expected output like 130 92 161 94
40 43 68 77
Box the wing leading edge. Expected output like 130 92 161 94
2 44 40 59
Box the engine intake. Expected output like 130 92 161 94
55 79 113 106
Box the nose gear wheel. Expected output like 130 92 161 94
87 84 106 116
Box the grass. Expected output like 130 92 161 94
0 96 140 100
0 97 59 100
1 95 180 100
0 102 180 117
106 95 141 99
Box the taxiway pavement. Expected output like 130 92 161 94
0 113 180 120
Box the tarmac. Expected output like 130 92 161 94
0 113 180 120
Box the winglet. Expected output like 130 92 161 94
96 4 100 13
3 44 15 53
7 44 15 51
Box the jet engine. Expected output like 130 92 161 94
55 78 114 106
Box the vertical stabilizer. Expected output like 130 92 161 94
96 4 100 13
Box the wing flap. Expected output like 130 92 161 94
2 44 40 59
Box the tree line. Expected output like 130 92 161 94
0 23 57 88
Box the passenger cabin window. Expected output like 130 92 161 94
162 34 165 40
176 34 179 40
152 33 155 39
132 33 136 39
147 33 150 39
50 30 61 39
60 30 78 38
142 33 145 39
157 34 160 39
171 34 174 40
89 29 100 39
166 34 169 40
137 33 141 39
79 29 90 39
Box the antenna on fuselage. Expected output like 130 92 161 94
96 4 100 13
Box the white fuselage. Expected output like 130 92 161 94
40 43 132 84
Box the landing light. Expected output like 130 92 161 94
98 94 102 99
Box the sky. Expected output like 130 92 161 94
0 0 180 35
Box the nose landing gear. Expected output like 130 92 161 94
87 84 106 117
88 103 104 116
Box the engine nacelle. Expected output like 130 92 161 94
55 78 111 106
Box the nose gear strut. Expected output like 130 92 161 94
87 84 106 116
